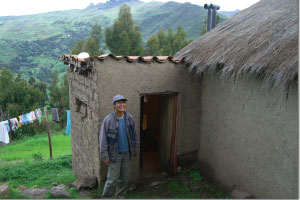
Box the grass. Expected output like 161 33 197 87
0 131 228 199
0 131 71 165
0 131 77 199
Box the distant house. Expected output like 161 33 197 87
61 0 298 198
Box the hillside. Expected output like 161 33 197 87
0 0 227 82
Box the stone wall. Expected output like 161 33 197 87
67 65 101 182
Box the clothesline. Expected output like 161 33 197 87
0 107 70 145
0 108 43 144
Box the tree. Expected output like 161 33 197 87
71 40 85 55
71 23 104 56
84 36 100 56
60 74 69 110
145 26 192 56
144 35 159 56
105 4 143 56
91 23 103 47
49 70 61 108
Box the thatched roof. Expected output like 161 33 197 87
175 0 298 92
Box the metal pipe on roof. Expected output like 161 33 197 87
204 4 212 32
211 4 220 29
204 3 220 32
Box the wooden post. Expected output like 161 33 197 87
43 107 53 159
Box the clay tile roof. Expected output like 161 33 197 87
126 56 139 62
61 54 183 64
98 54 109 60
141 56 153 62
156 56 169 63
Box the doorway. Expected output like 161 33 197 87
140 93 179 176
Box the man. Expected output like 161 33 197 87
100 94 139 198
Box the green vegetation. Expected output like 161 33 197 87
0 132 76 199
71 23 104 56
0 68 69 140
0 132 71 164
0 68 47 123
0 155 74 188
105 4 143 56
144 27 192 56
0 0 227 83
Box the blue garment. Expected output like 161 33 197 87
117 116 129 153
65 110 71 134
22 114 29 125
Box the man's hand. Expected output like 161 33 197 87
104 159 110 166
133 152 138 157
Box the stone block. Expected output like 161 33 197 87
0 184 10 196
21 188 48 199
230 189 252 199
50 185 70 198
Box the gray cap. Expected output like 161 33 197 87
112 94 128 104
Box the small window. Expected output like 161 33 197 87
75 98 87 118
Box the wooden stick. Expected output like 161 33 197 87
43 107 53 159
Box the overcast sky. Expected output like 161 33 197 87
0 0 259 16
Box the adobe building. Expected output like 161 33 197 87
61 0 298 198
174 0 298 198
62 54 202 185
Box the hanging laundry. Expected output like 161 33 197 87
65 110 71 135
8 119 13 132
11 118 19 131
32 111 36 121
26 112 33 124
0 121 9 144
19 115 23 125
51 108 60 122
37 108 42 124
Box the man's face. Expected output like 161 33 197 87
114 100 126 112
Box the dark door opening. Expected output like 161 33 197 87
140 93 178 176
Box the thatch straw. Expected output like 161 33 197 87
175 0 298 93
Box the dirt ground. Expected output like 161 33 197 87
124 169 229 199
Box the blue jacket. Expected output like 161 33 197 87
100 112 139 162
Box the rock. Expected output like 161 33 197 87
161 172 168 177
21 188 48 199
50 185 71 198
150 181 160 186
177 166 182 173
179 175 190 185
72 175 97 190
191 184 201 191
0 184 10 196
129 183 137 192
52 182 58 186
17 185 27 192
72 179 82 190
78 189 92 197
230 189 252 199
66 183 73 188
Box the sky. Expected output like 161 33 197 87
0 0 260 16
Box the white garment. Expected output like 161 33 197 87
38 108 42 124
11 118 19 131
0 121 9 144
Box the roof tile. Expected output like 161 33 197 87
62 54 183 64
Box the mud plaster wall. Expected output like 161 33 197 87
92 58 202 183
67 66 101 182
198 73 298 198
